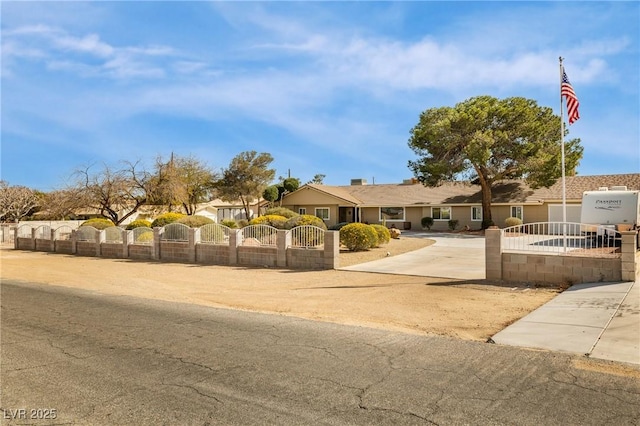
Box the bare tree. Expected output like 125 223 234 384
72 161 153 225
37 188 89 220
0 181 39 222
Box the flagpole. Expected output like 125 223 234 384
559 57 567 251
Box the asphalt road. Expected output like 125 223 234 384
2 280 639 425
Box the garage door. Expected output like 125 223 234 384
548 204 582 222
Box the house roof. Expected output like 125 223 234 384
289 174 640 206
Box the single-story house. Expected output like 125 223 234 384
280 174 640 231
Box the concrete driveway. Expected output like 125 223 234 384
339 232 486 280
340 232 640 366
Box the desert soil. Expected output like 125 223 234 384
0 237 558 341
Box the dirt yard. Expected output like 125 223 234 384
0 238 558 341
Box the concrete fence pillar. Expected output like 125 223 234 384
97 229 105 256
229 229 241 265
152 227 161 260
122 229 131 258
620 230 638 281
70 230 77 254
485 226 502 281
324 231 340 269
188 228 197 263
276 230 290 268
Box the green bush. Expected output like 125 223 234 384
421 217 434 230
177 215 215 228
370 224 390 247
237 219 249 228
151 212 186 228
285 214 327 230
220 219 238 229
264 207 299 219
125 219 152 230
249 214 288 229
81 218 115 230
448 219 459 231
339 223 378 251
504 216 523 227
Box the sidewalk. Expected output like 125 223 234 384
492 280 640 365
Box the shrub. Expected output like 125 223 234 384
237 219 249 228
329 222 349 231
504 216 523 227
264 207 299 219
125 219 152 230
448 219 459 231
285 214 327 230
136 230 154 243
81 218 115 230
249 214 288 229
339 223 378 251
370 224 390 247
151 212 186 228
220 219 238 229
177 215 215 228
421 217 434 230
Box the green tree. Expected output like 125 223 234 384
408 96 583 228
306 174 326 185
215 151 276 220
262 185 280 207
271 176 300 206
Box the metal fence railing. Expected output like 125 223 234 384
502 222 622 257
240 224 277 246
76 226 98 242
131 227 154 245
54 225 74 241
289 225 325 248
104 226 124 243
34 225 52 240
161 223 189 242
200 224 230 245
16 225 33 238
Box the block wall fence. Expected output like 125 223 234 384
485 227 639 286
15 227 340 270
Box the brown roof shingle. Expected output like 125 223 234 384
297 174 640 206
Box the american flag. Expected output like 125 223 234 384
561 67 580 124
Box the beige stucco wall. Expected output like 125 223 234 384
282 188 352 227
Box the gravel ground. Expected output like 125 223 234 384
0 238 558 341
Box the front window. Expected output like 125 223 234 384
315 207 330 220
510 206 523 220
380 206 404 221
432 207 451 220
299 208 306 215
471 206 482 221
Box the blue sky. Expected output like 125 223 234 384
1 1 638 191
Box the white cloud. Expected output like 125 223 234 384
2 25 175 81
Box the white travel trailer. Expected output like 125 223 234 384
580 187 640 229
